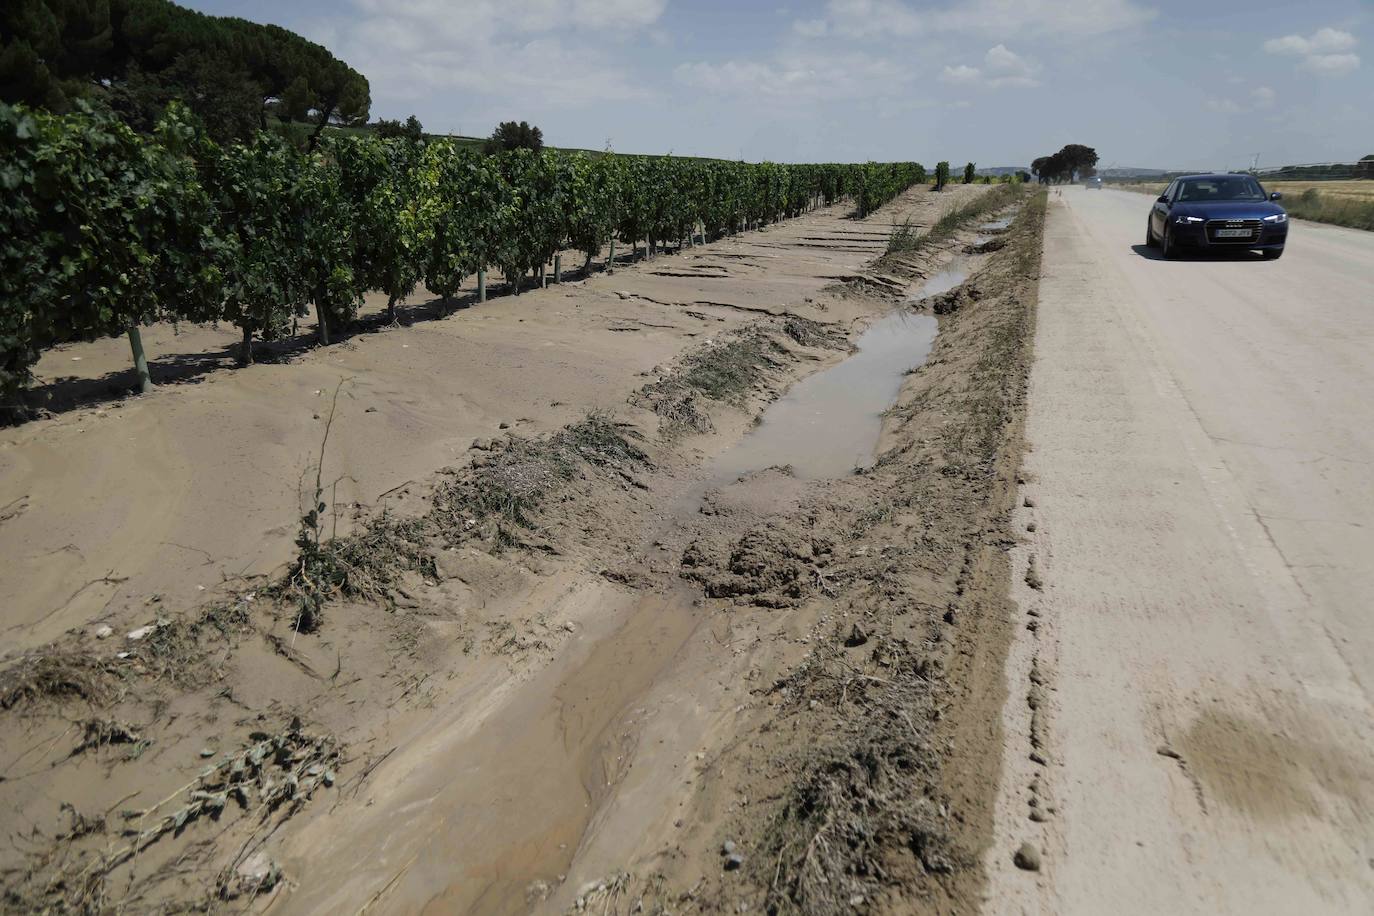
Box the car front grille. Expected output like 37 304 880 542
1205 218 1261 243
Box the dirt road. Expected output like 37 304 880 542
988 190 1374 912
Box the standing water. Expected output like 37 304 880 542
710 263 966 480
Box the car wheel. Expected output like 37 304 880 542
1263 247 1283 261
1161 225 1176 259
1145 220 1157 248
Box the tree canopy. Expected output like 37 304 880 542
0 0 369 143
1031 144 1099 184
485 120 543 154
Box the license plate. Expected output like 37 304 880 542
1216 228 1252 238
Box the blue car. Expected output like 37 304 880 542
1146 174 1287 260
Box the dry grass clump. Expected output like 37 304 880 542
273 413 648 630
432 413 648 534
885 183 1022 259
758 636 962 914
0 651 124 712
1284 188 1374 231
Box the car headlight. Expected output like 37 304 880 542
1175 215 1204 224
1263 213 1287 224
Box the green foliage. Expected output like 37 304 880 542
1 100 223 401
934 161 951 191
374 114 423 142
963 162 976 184
485 120 543 154
1031 144 1098 184
2 97 929 407
1 0 370 144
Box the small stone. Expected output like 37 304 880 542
844 623 869 648
94 625 113 639
472 438 492 451
1026 521 1038 532
1029 750 1047 766
1013 842 1041 871
1029 808 1049 823
312 413 321 420
848 894 865 907
499 421 511 429
722 840 736 855
200 747 216 758
365 406 378 413
563 621 577 633
126 624 158 641
1023 496 1036 508
724 853 744 871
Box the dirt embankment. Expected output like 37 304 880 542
0 182 1042 914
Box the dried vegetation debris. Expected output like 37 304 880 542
637 316 846 435
759 637 963 915
266 411 650 632
2 717 338 912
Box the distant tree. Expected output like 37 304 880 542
963 162 976 183
375 114 423 141
934 160 951 190
0 0 370 144
1057 144 1098 181
1016 170 1031 183
485 120 543 154
1358 155 1374 178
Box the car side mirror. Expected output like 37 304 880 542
1157 195 1169 204
1270 191 1283 201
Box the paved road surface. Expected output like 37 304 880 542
987 189 1374 914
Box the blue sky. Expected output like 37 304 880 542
187 0 1371 169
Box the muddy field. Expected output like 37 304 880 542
0 182 1043 914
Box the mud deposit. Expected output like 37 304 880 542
0 183 1039 915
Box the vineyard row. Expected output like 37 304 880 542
1 101 932 405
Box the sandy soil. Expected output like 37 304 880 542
985 190 1374 913
1 183 1044 912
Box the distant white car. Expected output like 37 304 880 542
1083 176 1104 189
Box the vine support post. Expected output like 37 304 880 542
553 254 562 284
478 269 487 303
608 239 616 274
127 326 154 394
240 326 254 366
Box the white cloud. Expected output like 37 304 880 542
675 52 915 102
1204 97 1241 114
1263 27 1357 56
1299 53 1360 75
940 44 1041 88
797 0 1154 41
940 64 982 84
1264 27 1360 76
792 18 829 37
319 0 669 111
1204 85 1278 115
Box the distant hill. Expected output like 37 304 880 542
976 166 1029 176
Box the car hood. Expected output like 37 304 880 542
1171 200 1285 220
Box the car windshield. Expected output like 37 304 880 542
1177 177 1266 202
